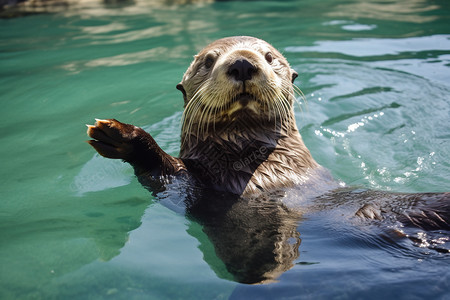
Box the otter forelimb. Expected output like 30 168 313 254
87 119 186 181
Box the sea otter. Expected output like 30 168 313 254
85 36 449 283
86 36 449 229
87 36 332 197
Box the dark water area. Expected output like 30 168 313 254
1 0 449 299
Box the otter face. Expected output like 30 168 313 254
178 36 299 142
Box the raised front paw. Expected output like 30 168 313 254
86 118 140 160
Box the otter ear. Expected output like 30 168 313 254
176 83 187 103
291 70 298 83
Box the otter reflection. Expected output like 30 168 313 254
183 188 303 284
158 184 449 284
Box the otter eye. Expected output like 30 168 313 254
204 54 215 69
265 52 273 64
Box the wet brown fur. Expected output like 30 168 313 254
86 36 449 234
87 36 323 196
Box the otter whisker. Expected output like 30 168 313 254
293 83 306 103
272 87 290 125
182 96 202 145
208 86 226 135
197 102 210 140
271 91 284 130
204 100 216 137
272 87 292 131
262 81 280 126
290 83 306 114
276 94 289 126
182 79 216 145
279 85 295 113
278 83 302 132
267 90 279 129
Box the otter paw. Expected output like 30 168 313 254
86 118 137 160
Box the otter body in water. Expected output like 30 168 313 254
86 37 449 270
86 35 448 218
87 36 448 225
87 36 331 197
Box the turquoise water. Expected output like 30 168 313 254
1 0 450 299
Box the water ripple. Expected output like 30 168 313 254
286 35 450 57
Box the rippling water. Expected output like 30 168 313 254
1 0 449 299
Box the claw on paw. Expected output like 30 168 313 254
86 118 134 160
94 118 112 126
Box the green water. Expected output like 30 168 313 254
1 0 449 299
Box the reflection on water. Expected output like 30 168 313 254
185 188 303 284
326 0 440 23
63 45 189 73
149 172 449 284
1 0 213 18
286 35 450 57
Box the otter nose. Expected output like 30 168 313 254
227 59 257 82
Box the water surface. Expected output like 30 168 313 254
1 0 449 299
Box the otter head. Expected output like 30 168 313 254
177 36 300 147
